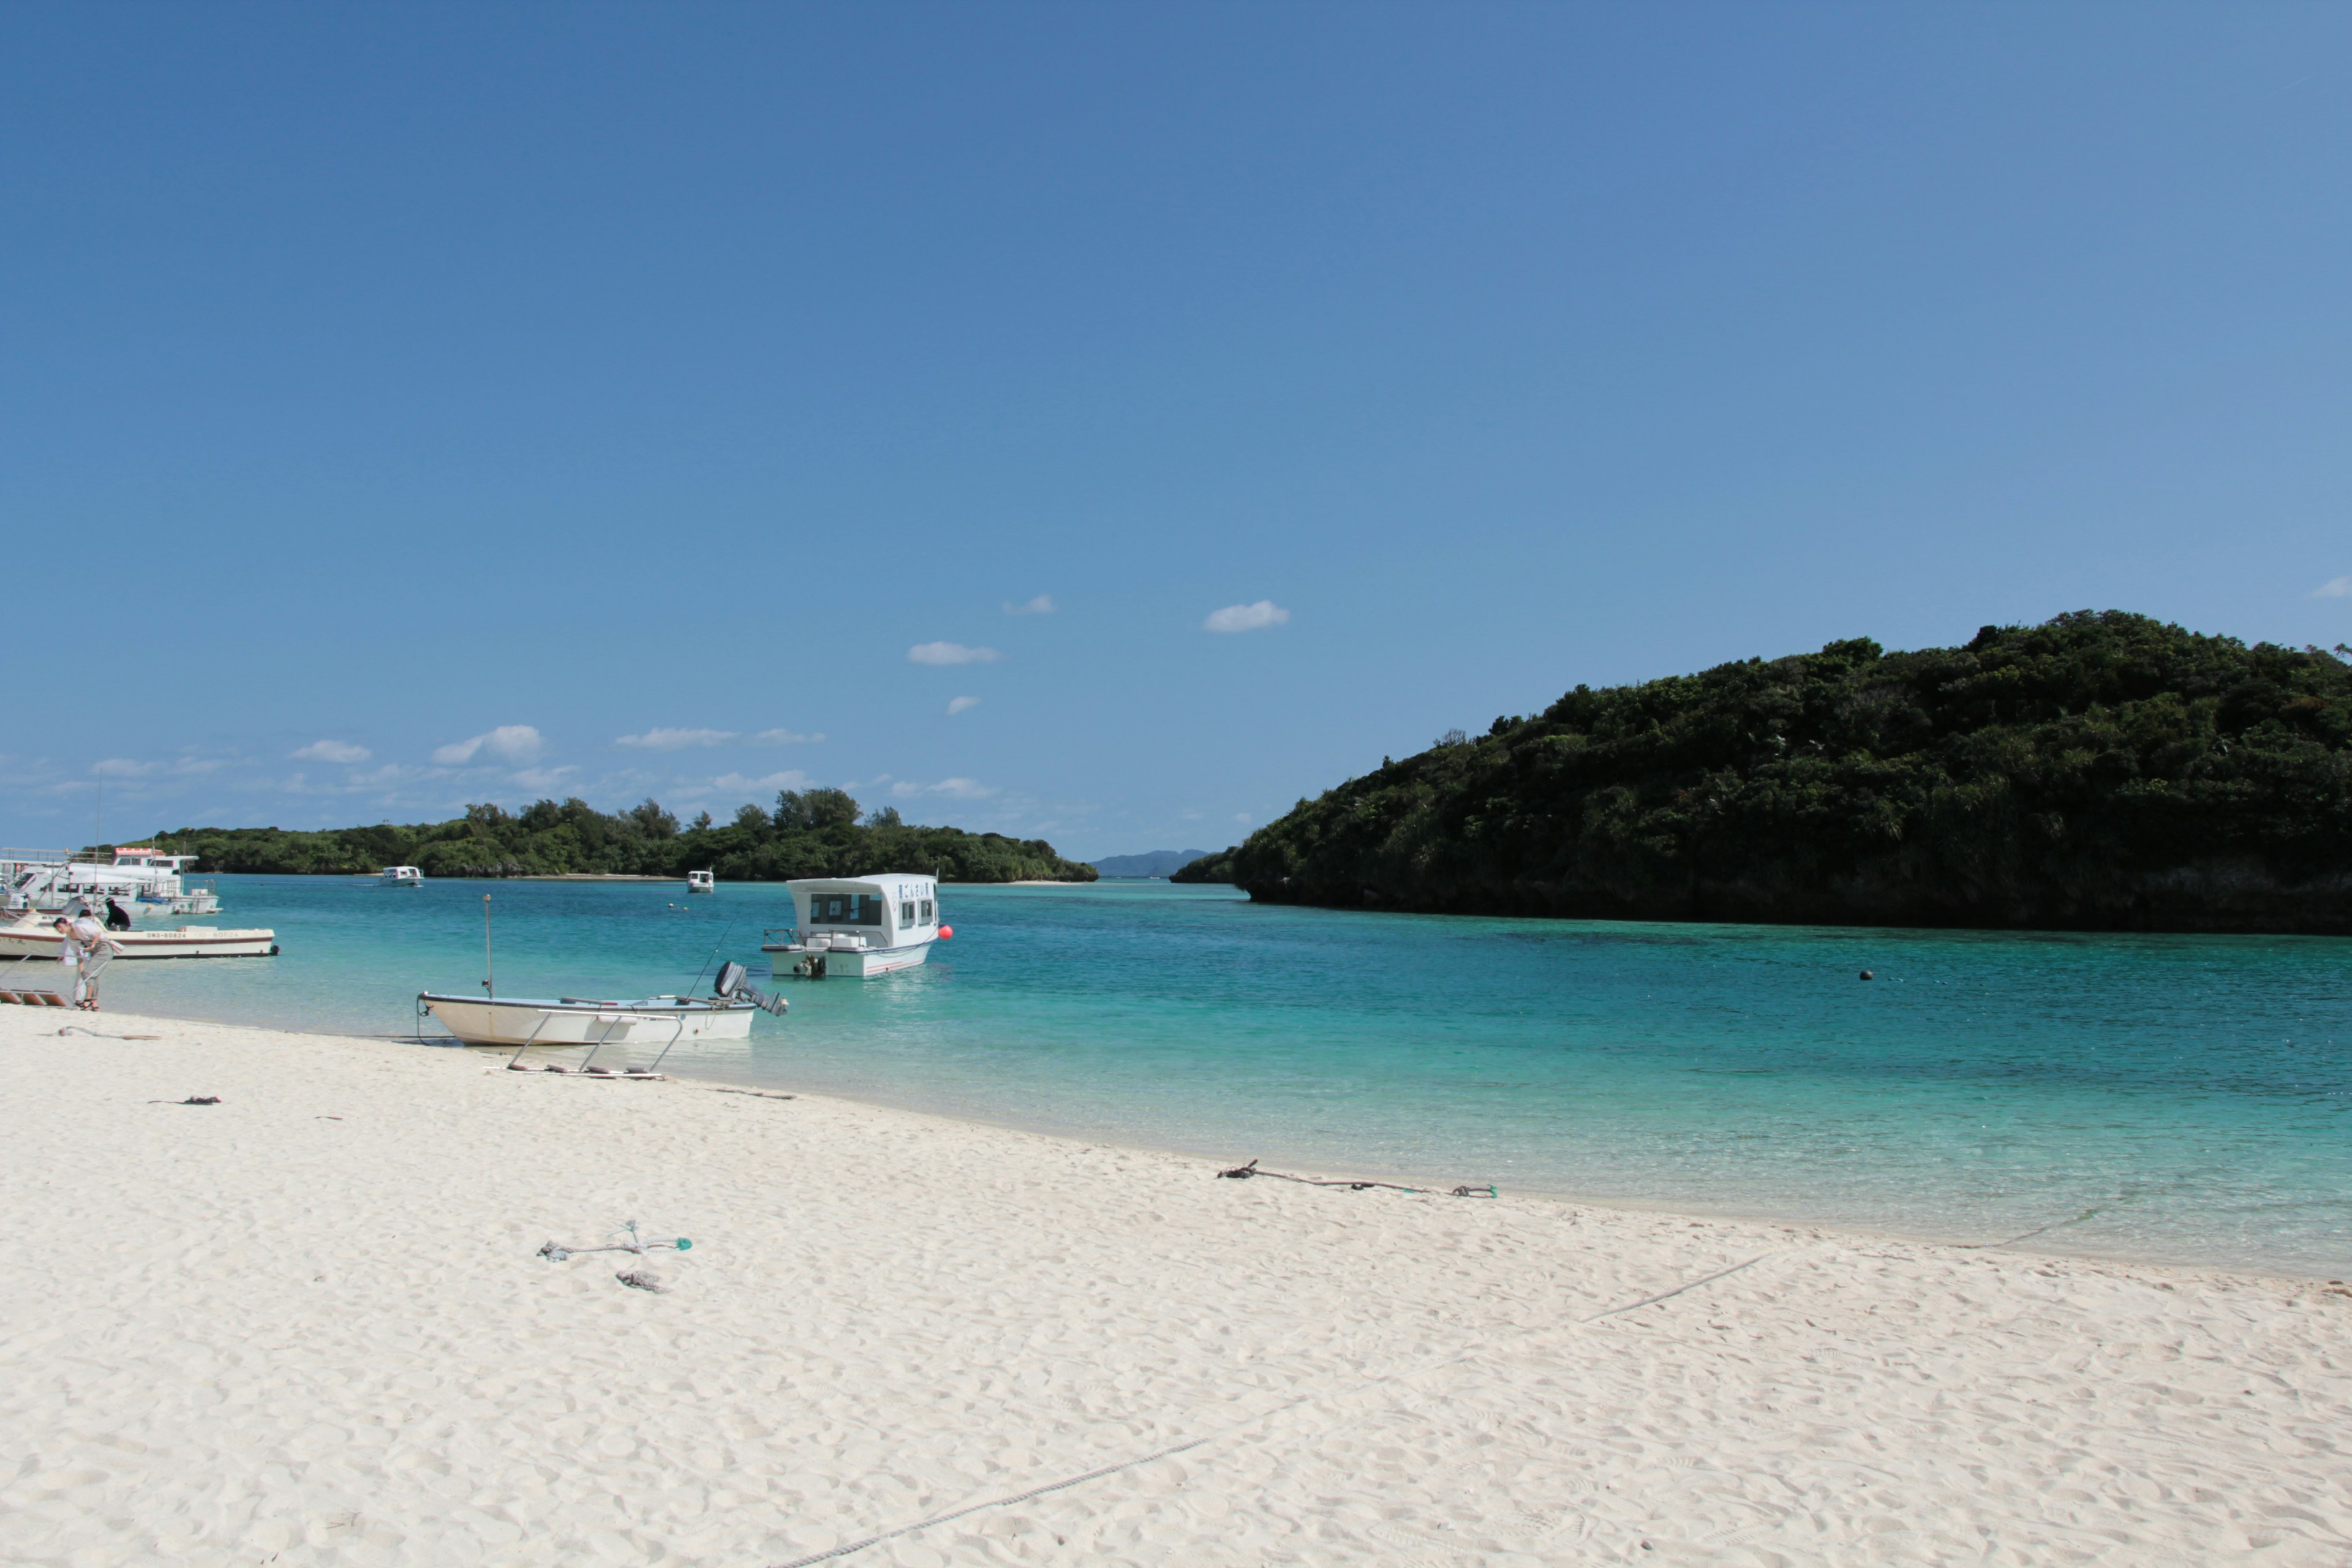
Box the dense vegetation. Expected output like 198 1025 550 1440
141 790 1098 884
1228 612 2352 933
1169 848 1237 883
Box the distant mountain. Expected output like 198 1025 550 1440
1089 848 1213 878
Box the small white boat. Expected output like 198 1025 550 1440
0 914 278 960
686 869 715 894
380 865 424 888
761 873 947 978
419 991 760 1048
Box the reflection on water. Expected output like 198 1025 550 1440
94 875 2352 1275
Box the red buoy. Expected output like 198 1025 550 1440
937 925 953 940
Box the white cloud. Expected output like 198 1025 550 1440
509 766 578 791
292 740 371 764
891 776 998 800
908 641 1002 665
946 696 982 716
616 727 737 750
1004 594 1055 615
754 728 824 745
433 725 543 766
710 770 812 793
1204 600 1290 633
1235 812 1253 823
2313 576 2352 599
92 758 156 777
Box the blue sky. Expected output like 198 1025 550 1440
5 4 2348 859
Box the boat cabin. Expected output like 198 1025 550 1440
791 875 937 945
380 865 424 888
686 869 716 894
764 874 943 976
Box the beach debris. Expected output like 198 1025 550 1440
616 1270 668 1292
1216 1158 1496 1198
537 1219 692 1264
56 1025 162 1039
712 1087 796 1101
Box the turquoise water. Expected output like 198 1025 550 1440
62 875 2352 1276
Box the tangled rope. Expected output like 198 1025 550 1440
58 1026 162 1041
1216 1158 1496 1199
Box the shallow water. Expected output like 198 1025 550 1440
70 875 2352 1275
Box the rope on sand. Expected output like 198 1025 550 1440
766 1246 1793 1568
1216 1157 1496 1199
56 1025 163 1041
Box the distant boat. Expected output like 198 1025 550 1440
685 869 715 894
380 866 424 888
0 913 277 959
761 873 948 978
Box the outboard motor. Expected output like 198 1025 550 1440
712 960 789 1017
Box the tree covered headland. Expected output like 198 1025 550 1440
145 790 1098 884
1227 612 2352 933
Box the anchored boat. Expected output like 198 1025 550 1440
380 865 424 888
761 873 948 978
0 913 277 959
420 963 786 1055
2 846 222 918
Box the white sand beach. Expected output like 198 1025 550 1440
4 1008 2348 1567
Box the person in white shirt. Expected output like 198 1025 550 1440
56 913 116 1010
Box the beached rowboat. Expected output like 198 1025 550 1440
418 992 759 1048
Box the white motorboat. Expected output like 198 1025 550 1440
686 869 715 894
419 991 760 1048
1 846 221 918
380 865 424 888
761 873 948 978
0 913 278 959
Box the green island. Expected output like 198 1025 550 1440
1201 612 2352 933
143 789 1098 884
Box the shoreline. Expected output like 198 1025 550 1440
5 1006 2347 1564
48 990 2335 1283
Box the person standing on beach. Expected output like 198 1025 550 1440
59 911 117 1010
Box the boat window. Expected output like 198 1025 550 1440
900 901 914 924
920 899 933 922
808 892 883 925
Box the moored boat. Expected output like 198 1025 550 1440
418 990 766 1047
0 914 278 959
761 873 947 977
380 865 424 888
686 869 715 894
2 846 222 918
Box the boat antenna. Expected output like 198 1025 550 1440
483 894 496 1000
689 919 740 997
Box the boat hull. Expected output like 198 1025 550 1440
760 940 932 978
0 924 278 959
420 993 756 1047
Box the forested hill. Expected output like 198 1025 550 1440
142 790 1098 884
1227 612 2352 933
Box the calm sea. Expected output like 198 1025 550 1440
60 875 2352 1276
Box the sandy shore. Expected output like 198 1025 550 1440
4 1009 2348 1566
